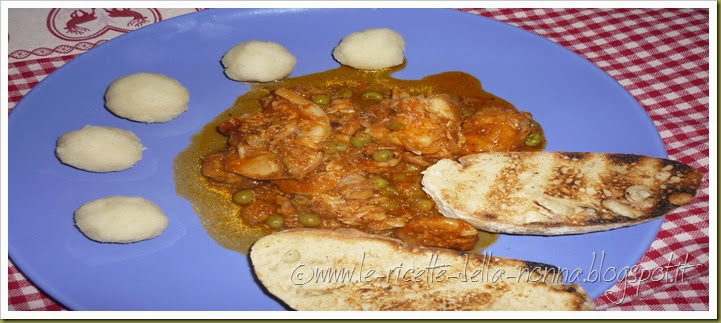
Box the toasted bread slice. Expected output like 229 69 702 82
250 229 594 311
422 152 702 235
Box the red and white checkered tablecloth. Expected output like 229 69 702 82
7 8 710 311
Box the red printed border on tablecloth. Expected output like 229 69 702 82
10 9 208 60
47 8 162 41
9 41 106 60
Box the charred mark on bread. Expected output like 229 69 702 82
522 260 559 273
608 153 643 164
585 215 633 225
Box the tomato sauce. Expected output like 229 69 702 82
174 63 544 254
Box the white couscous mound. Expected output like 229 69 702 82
221 40 297 82
74 196 169 243
56 125 145 172
332 28 406 70
105 72 190 123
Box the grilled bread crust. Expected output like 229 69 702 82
422 152 703 235
250 229 594 311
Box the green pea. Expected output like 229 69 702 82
266 215 284 229
415 199 434 211
334 141 348 151
525 133 542 147
337 89 353 98
350 135 372 148
311 94 330 105
405 164 420 172
325 141 348 154
232 189 255 205
461 110 475 119
387 121 406 131
324 144 337 154
393 173 408 181
373 149 394 162
530 119 541 130
362 91 383 100
298 213 321 227
371 176 389 189
381 186 399 197
383 200 400 210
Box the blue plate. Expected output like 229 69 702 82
9 8 666 310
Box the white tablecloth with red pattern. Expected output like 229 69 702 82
7 8 710 311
